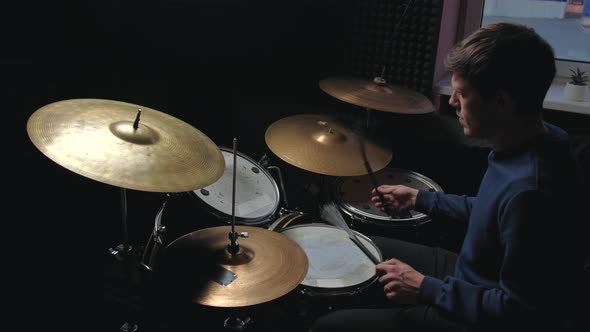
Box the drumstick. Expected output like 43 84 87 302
320 202 381 265
358 137 388 207
359 136 412 219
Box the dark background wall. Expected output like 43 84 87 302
3 1 589 331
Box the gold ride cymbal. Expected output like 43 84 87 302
265 114 392 176
26 98 224 192
159 225 308 307
319 76 434 114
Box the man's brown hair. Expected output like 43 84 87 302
445 22 555 114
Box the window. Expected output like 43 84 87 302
463 0 590 79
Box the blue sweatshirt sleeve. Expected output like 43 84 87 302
415 190 475 222
417 190 570 324
418 275 489 322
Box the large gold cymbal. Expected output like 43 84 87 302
265 114 392 176
319 76 434 114
158 226 308 307
26 98 224 193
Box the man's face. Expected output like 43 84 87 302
449 73 499 139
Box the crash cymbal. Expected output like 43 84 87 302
158 225 308 307
319 76 434 114
27 98 224 192
265 114 391 176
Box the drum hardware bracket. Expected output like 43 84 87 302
224 315 253 331
257 153 270 167
119 322 138 332
259 152 291 208
227 231 240 254
227 231 249 254
140 199 169 271
153 226 167 244
267 165 289 209
109 244 134 262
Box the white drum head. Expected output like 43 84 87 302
335 167 443 223
194 149 279 221
279 224 381 289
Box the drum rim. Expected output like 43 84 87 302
277 223 383 290
267 210 306 231
333 167 443 222
193 146 281 224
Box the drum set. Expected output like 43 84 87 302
26 75 443 331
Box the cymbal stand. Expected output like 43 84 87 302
108 110 142 258
224 137 254 331
108 187 140 332
109 188 133 260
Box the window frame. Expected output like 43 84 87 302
463 0 590 80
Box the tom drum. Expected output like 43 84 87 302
333 167 443 232
193 147 281 226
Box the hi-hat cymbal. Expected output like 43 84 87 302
265 114 392 176
319 76 434 114
158 225 308 307
26 98 224 193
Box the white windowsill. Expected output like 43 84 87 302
433 74 590 116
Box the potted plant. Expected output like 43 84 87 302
563 67 589 102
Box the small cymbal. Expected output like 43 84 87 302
158 226 308 307
27 98 224 192
265 114 392 176
319 76 434 114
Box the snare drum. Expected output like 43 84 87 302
193 147 280 226
333 167 443 231
271 213 382 316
